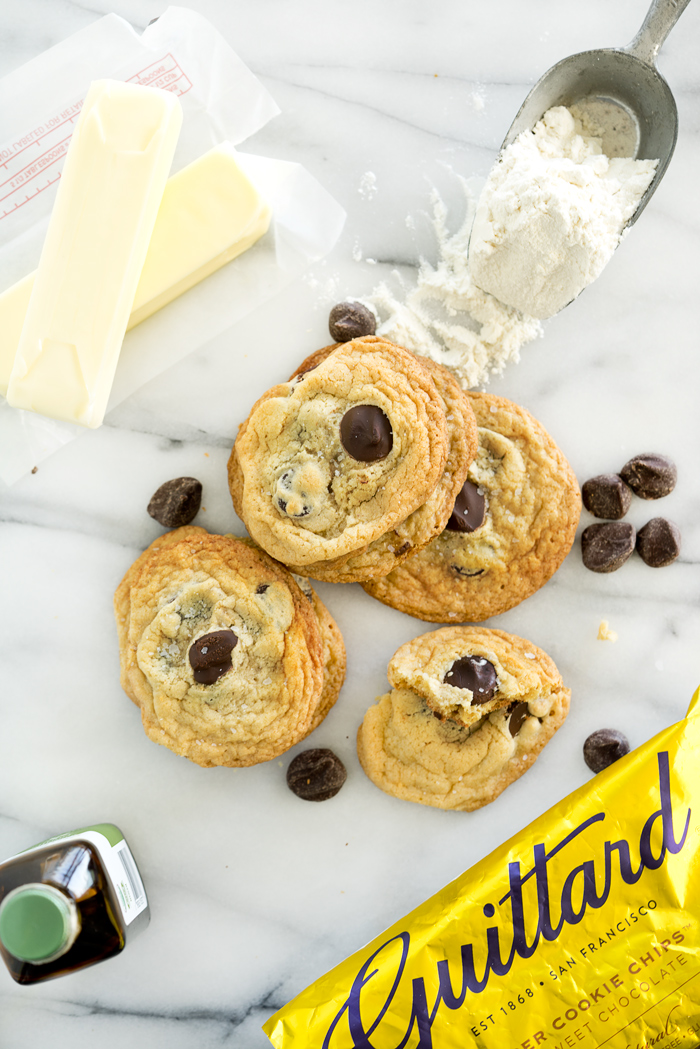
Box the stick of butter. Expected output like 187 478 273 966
0 144 271 398
6 80 183 428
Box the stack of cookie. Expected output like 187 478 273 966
227 336 479 584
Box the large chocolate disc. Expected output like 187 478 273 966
340 405 393 462
444 655 498 703
189 630 238 684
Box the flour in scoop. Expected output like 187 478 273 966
468 106 658 319
366 181 542 390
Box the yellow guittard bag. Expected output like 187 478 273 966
264 688 700 1049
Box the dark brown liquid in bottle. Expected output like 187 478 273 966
0 841 125 984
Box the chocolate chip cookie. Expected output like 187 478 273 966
357 626 570 810
228 336 450 574
266 346 478 583
114 527 345 767
362 393 581 621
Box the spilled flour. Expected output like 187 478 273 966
364 179 542 390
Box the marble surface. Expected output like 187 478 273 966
1 0 700 1045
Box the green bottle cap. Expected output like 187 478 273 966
0 884 79 963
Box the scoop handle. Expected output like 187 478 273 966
627 0 694 65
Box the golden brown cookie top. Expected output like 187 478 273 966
114 527 343 767
231 336 449 567
363 391 581 621
285 355 479 583
357 679 570 811
357 624 570 811
388 625 564 727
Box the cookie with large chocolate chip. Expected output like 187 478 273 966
266 347 478 583
228 337 449 572
362 393 581 621
357 626 570 811
114 527 345 767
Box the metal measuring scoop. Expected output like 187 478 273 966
502 0 693 226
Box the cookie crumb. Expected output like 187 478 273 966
31 466 38 474
597 619 618 642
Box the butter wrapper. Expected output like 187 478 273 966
265 688 700 1048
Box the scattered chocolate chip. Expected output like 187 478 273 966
583 729 630 773
189 630 238 684
31 466 38 474
444 656 498 703
581 474 632 520
445 479 486 533
508 702 530 737
340 405 393 462
148 477 202 528
286 749 347 801
636 517 681 567
256 584 269 594
581 522 636 573
328 302 376 342
620 453 677 500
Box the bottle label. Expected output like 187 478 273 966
109 841 147 924
3 825 148 926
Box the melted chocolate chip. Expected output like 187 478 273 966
581 474 632 520
636 517 681 567
189 630 238 684
147 477 202 528
286 749 347 801
620 453 677 500
445 480 486 533
340 405 393 462
328 302 376 342
450 565 485 578
508 702 530 737
444 655 498 704
583 729 630 773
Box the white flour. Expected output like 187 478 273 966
468 106 657 319
366 180 542 390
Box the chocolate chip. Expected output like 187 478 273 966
636 517 681 567
620 453 677 500
444 656 498 703
188 630 238 684
148 477 202 528
450 566 484 578
508 702 530 737
256 584 269 594
328 302 376 342
583 729 630 773
394 541 411 556
340 405 393 462
286 749 347 801
581 522 635 573
581 474 632 520
445 479 486 533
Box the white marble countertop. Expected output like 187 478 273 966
1 0 700 1045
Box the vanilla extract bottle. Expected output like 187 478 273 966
0 823 149 984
